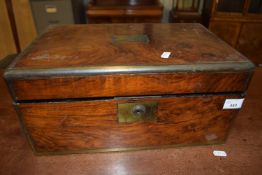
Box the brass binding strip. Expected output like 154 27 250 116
4 62 255 79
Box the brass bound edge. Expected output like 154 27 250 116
4 62 255 79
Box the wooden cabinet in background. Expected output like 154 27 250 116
169 0 203 23
12 0 37 50
209 0 262 65
0 0 37 59
236 23 262 65
0 1 17 59
209 22 242 47
86 0 163 23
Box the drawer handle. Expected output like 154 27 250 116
132 104 146 117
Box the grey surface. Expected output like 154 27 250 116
31 0 74 34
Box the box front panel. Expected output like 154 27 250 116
18 94 242 154
10 72 250 101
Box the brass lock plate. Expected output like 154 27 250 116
117 102 158 123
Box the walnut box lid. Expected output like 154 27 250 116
5 23 254 78
4 23 255 101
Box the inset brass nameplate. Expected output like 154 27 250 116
117 102 158 123
112 34 150 44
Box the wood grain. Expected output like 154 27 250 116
11 24 250 69
11 72 250 100
5 23 254 154
19 95 240 153
0 0 17 59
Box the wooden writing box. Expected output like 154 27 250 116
4 23 254 155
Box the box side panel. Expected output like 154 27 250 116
10 72 250 101
18 94 241 154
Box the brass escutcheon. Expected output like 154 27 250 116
117 102 158 123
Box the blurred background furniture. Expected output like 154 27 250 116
209 0 262 65
86 0 163 23
1 0 261 66
0 0 86 58
169 0 204 23
0 0 17 59
31 0 86 34
0 0 37 57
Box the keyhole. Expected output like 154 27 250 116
132 104 146 117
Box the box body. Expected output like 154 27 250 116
5 23 254 154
